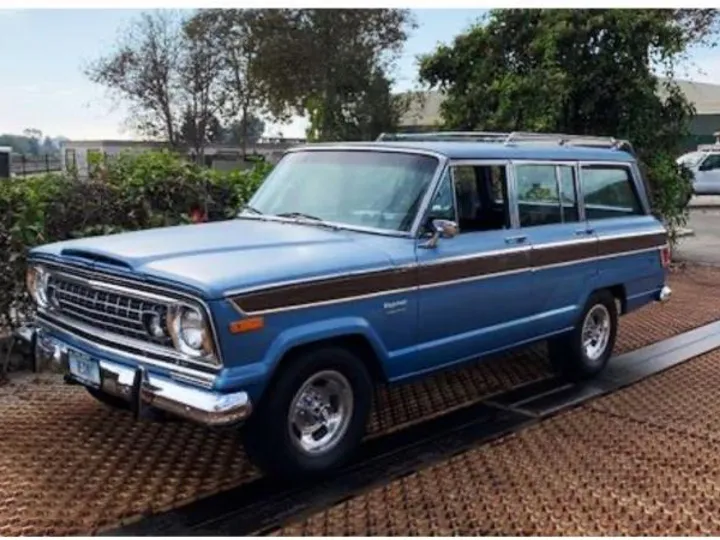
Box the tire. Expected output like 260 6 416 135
85 386 131 411
243 346 373 478
548 290 618 381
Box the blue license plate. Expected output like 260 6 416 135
68 348 101 387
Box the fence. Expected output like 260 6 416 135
10 154 62 177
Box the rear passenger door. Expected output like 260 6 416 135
512 161 598 334
580 162 666 310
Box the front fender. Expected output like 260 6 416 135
216 316 390 397
263 316 389 372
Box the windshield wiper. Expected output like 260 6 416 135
275 212 341 231
240 204 263 215
276 212 323 221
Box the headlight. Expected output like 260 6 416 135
168 304 216 361
26 265 51 309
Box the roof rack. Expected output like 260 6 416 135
376 131 635 153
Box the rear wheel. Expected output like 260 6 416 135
243 346 372 478
548 290 618 381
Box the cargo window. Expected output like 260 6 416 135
581 165 642 219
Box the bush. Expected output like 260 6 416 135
0 150 271 330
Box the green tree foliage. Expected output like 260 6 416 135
419 9 720 241
247 9 416 141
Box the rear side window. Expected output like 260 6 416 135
515 164 579 227
581 165 642 219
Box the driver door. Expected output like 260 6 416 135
412 163 536 376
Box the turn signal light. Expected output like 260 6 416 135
230 317 265 334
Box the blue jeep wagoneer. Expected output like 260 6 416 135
25 131 671 476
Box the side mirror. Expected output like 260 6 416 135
420 219 458 249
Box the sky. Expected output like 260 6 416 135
0 8 719 141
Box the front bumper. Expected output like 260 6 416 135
31 328 252 427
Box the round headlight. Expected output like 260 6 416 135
26 265 50 309
168 305 214 360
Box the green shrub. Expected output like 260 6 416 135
0 151 271 329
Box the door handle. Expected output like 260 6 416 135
574 229 594 236
505 235 527 245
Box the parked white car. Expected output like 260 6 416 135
677 147 720 195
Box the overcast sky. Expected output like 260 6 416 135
1 8 718 141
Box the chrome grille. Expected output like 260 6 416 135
47 274 172 347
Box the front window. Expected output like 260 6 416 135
246 150 440 232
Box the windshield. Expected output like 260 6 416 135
677 151 705 168
245 150 440 232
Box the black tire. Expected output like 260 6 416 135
548 290 618 381
85 386 131 411
243 346 373 478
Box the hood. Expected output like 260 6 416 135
30 218 402 299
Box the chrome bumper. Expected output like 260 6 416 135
658 285 672 303
33 330 252 427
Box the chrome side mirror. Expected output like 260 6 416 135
420 219 458 249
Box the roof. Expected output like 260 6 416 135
400 78 720 128
295 141 636 162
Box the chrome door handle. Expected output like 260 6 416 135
505 235 527 245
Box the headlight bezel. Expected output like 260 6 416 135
167 303 218 364
26 264 51 309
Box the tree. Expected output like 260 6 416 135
248 9 416 141
220 115 265 146
86 11 184 145
179 12 228 160
418 9 720 241
188 9 267 157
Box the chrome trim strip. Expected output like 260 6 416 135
418 266 528 289
420 245 531 266
53 270 175 304
410 156 451 238
29 259 225 367
36 316 218 382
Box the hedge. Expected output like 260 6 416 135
0 150 271 330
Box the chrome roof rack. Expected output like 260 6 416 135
376 131 634 153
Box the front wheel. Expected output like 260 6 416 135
548 290 618 381
243 346 372 478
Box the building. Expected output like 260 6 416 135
398 79 720 150
60 138 306 179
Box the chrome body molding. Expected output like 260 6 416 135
35 330 248 426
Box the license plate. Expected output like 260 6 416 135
68 349 101 387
